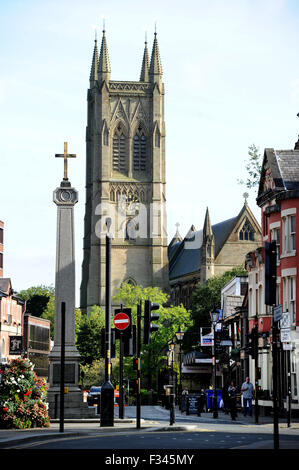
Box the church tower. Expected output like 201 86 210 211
80 30 169 312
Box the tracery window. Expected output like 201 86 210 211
113 123 127 173
133 126 146 171
239 219 255 241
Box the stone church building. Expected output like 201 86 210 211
169 202 262 308
80 30 262 313
80 30 169 312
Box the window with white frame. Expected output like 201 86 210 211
271 227 281 262
259 286 263 315
283 276 296 324
282 215 296 254
276 283 280 305
291 354 297 397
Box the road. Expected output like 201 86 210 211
7 406 299 450
15 429 299 450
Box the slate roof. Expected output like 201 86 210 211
258 148 299 202
0 278 11 294
275 150 299 190
169 216 238 281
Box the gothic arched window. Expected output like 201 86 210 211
239 219 255 241
110 189 115 202
113 123 127 173
123 278 137 287
133 126 147 171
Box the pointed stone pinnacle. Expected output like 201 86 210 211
90 39 99 81
149 32 162 80
98 29 111 79
140 40 150 81
203 207 213 238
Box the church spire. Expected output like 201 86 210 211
140 37 150 82
98 29 111 82
90 38 99 82
201 207 215 283
149 32 162 83
203 207 213 239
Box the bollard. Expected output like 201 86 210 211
197 397 201 416
186 396 190 415
54 394 58 419
170 393 175 425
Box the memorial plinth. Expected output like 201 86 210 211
47 144 95 418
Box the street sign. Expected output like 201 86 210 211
283 343 292 351
113 312 130 330
9 336 23 355
273 305 283 323
280 312 290 329
280 328 291 343
201 331 213 346
220 340 233 346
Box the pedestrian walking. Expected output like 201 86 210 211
221 382 229 414
227 381 237 420
241 377 254 417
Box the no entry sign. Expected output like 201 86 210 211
113 312 130 330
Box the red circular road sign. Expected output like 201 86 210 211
113 312 130 330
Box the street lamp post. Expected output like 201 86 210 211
175 326 185 410
100 217 114 427
169 341 175 390
210 309 220 419
168 341 175 425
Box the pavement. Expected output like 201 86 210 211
0 405 298 449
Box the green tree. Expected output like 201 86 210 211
238 144 262 189
76 305 105 365
18 285 55 318
184 267 247 351
113 284 192 389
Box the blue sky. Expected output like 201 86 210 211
1 0 299 305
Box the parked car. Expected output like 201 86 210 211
87 386 101 406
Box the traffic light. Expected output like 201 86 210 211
246 328 258 359
133 356 138 371
257 367 261 380
252 326 258 360
265 240 277 305
257 385 262 398
143 299 160 345
124 325 136 357
246 332 254 356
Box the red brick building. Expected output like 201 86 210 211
246 140 299 414
0 278 26 364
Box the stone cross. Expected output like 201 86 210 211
243 192 249 204
55 142 76 181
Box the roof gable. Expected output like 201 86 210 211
169 204 261 281
257 147 299 205
0 278 12 295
